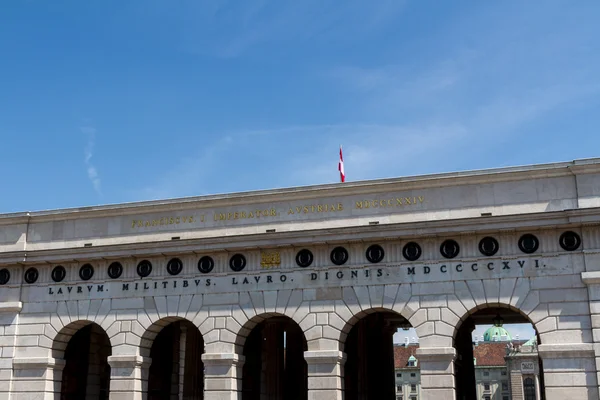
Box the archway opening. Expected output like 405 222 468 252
58 323 111 400
344 310 414 400
147 320 205 400
454 307 544 400
241 316 307 400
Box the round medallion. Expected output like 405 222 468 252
137 260 152 278
229 254 246 272
296 249 314 268
24 267 39 284
52 265 66 282
0 269 10 285
79 264 94 281
559 231 581 252
518 234 539 254
479 237 499 257
198 256 215 274
365 244 385 264
440 239 460 259
167 258 183 276
107 262 123 279
330 246 349 266
402 242 422 261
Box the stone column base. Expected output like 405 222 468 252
304 350 346 400
415 347 457 400
107 355 150 400
538 343 598 400
12 357 65 400
202 353 245 400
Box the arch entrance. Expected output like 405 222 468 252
343 310 413 400
241 315 307 400
54 322 111 400
454 307 544 400
146 319 205 400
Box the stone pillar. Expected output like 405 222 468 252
538 343 598 399
12 357 65 400
202 353 245 400
179 325 187 400
107 355 150 400
582 271 600 396
0 302 21 400
182 327 204 399
304 350 345 400
381 323 397 399
415 347 457 400
454 319 475 400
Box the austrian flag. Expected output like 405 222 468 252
338 145 345 182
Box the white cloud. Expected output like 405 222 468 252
82 126 101 195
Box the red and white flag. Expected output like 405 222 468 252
338 145 345 182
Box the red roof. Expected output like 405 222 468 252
394 345 420 369
473 342 507 366
393 342 510 369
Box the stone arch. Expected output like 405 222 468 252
51 320 113 359
452 302 543 342
141 316 205 400
452 301 546 400
238 312 308 400
341 307 415 400
337 305 417 348
234 311 305 351
140 316 191 357
52 320 112 400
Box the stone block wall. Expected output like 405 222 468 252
0 268 597 399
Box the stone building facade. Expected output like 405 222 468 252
1 159 600 399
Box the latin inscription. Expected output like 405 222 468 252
130 195 426 230
46 258 549 298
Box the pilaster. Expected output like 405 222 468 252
415 347 457 400
201 353 245 400
11 357 65 400
304 350 345 400
538 343 598 400
107 355 150 400
581 271 600 397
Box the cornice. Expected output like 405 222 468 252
2 208 599 265
3 158 600 223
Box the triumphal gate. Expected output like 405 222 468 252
2 159 600 400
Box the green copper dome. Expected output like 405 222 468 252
483 323 512 342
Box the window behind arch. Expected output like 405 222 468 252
523 377 536 400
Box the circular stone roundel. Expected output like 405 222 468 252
229 254 246 272
0 269 10 285
402 242 422 261
167 258 183 276
137 260 152 278
198 256 215 274
365 244 385 264
559 231 581 252
518 234 539 254
107 262 123 279
296 249 314 268
24 267 39 284
79 264 95 281
440 239 460 259
51 265 66 282
479 237 499 257
330 246 349 266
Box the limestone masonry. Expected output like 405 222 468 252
2 158 600 399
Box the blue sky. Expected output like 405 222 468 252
1 1 600 213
